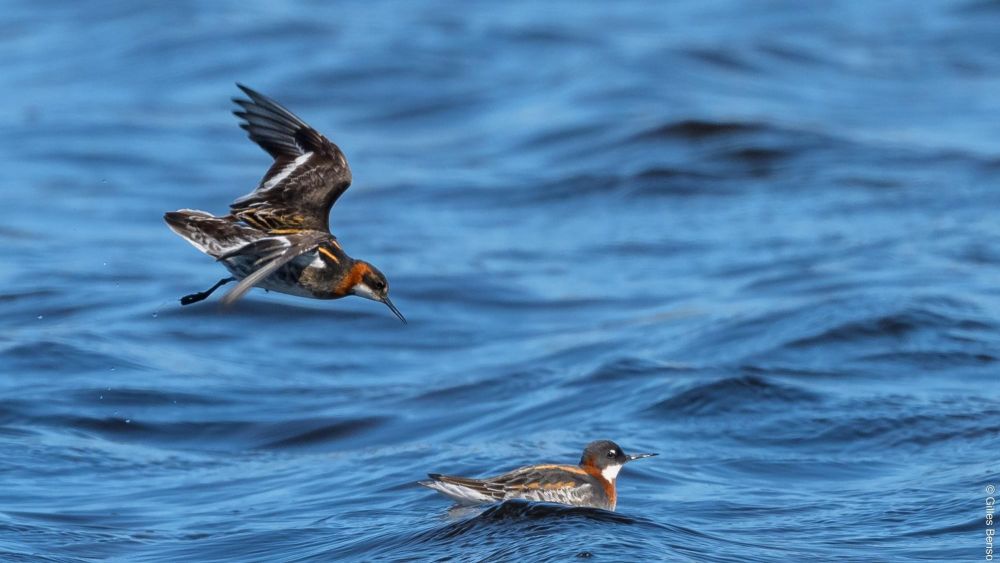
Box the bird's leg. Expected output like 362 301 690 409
180 277 236 306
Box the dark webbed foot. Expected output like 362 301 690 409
179 277 236 306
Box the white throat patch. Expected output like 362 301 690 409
602 464 622 482
351 283 377 301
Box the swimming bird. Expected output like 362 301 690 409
420 440 656 511
164 84 405 322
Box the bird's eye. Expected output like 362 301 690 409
607 450 616 458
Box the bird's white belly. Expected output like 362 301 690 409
221 252 324 299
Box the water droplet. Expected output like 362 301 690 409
124 418 131 424
36 315 43 320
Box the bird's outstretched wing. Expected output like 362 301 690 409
230 84 352 232
218 231 328 306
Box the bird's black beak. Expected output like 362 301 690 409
382 296 406 324
626 452 657 462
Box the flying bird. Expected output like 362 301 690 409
164 84 405 322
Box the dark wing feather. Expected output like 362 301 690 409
218 232 327 306
217 237 289 264
430 465 590 500
230 84 352 232
429 474 508 501
491 465 591 493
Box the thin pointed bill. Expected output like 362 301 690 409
382 296 407 324
626 453 657 462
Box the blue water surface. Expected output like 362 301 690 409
2 1 999 561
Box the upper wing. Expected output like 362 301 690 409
218 231 327 306
493 465 601 506
424 465 597 507
229 84 352 232
493 465 591 491
433 465 588 497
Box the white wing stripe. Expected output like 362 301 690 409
262 151 313 191
232 151 315 206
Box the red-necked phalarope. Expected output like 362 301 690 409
421 440 656 511
164 84 404 323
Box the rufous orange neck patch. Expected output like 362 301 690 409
334 262 370 296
